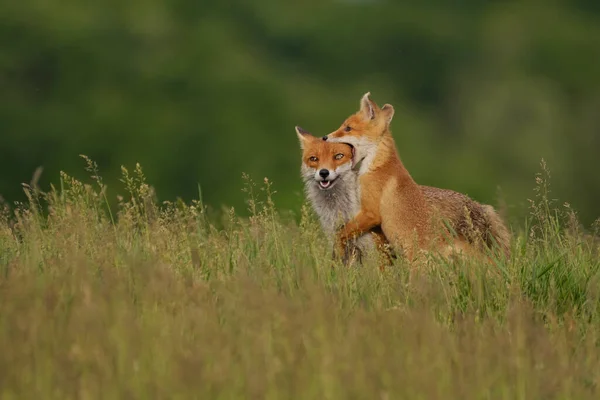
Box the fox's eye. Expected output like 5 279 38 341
334 153 344 160
344 126 352 132
309 156 318 162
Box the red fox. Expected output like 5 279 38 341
324 92 511 262
295 126 393 266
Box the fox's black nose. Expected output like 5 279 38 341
322 136 328 141
319 169 330 178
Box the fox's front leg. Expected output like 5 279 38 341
336 210 380 265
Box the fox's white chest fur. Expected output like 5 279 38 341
303 170 375 253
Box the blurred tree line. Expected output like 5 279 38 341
1 0 599 225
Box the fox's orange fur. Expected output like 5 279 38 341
325 92 511 262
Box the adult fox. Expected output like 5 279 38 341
324 92 511 262
295 126 394 267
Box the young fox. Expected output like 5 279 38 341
324 92 511 261
295 126 392 265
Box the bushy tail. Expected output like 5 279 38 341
482 205 512 259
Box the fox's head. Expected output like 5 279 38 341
324 92 394 163
295 126 355 190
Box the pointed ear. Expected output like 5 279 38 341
381 104 395 125
295 126 314 149
360 92 375 121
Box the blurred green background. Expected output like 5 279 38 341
1 1 599 225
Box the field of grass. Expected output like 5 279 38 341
1 157 599 399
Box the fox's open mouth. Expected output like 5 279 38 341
318 178 338 190
343 143 358 166
344 143 355 158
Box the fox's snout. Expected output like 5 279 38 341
315 168 333 183
325 130 353 142
319 169 330 178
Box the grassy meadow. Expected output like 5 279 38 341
1 157 599 399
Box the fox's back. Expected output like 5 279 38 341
420 185 511 257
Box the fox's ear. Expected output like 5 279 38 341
381 104 395 125
360 92 376 121
295 126 314 149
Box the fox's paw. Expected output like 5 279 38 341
342 242 363 267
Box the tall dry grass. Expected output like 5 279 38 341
0 157 599 399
